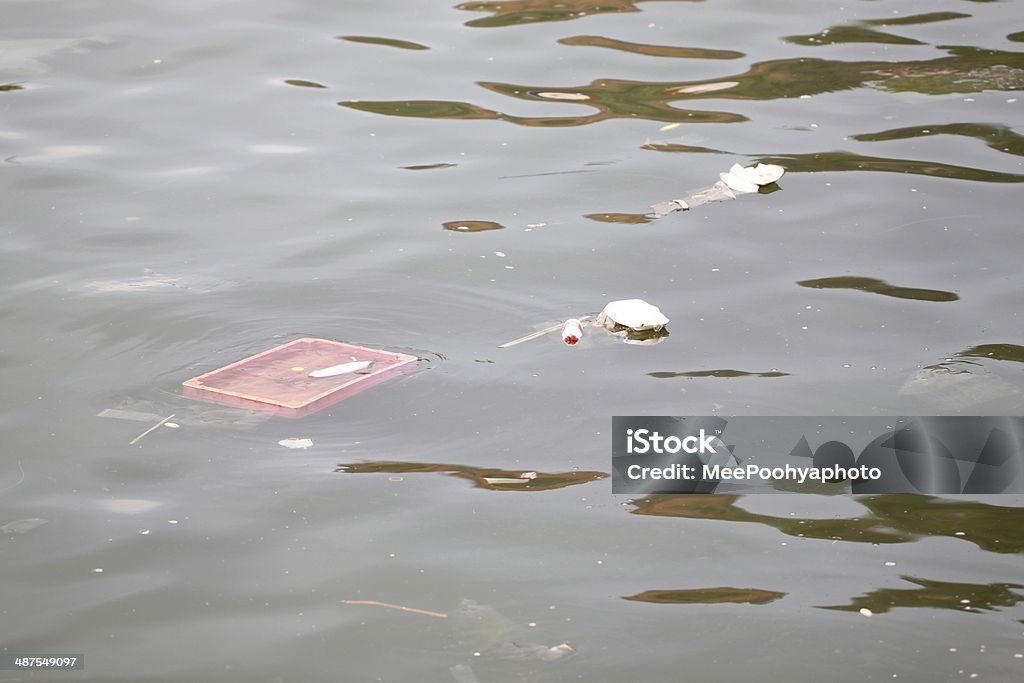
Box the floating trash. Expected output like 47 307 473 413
183 338 418 418
561 318 584 345
500 300 672 348
309 360 373 378
651 162 785 217
596 299 669 333
128 414 176 445
499 316 592 348
1 518 48 534
279 438 313 449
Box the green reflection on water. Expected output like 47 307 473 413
337 461 607 491
623 587 786 605
0 84 24 91
786 26 926 47
797 276 959 303
787 11 972 46
283 79 326 88
558 35 743 60
854 123 1024 157
338 35 430 50
958 344 1024 364
864 11 973 27
756 151 1024 183
455 0 700 28
819 576 1024 615
341 45 1024 129
442 220 504 232
584 212 653 224
630 494 1024 553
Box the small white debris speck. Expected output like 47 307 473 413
859 608 873 617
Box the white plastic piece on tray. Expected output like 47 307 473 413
308 360 372 378
596 299 669 332
561 318 584 345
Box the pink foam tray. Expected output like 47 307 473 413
183 337 418 418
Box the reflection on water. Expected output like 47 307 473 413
786 26 926 47
623 587 785 605
443 220 505 232
558 35 742 60
797 276 959 303
1 83 23 92
787 12 973 47
630 494 1024 553
402 162 457 171
341 44 1024 129
757 151 1024 184
455 0 699 28
899 343 1024 411
337 461 607 491
584 212 652 224
283 79 326 89
863 12 973 27
648 369 789 378
819 576 1024 616
339 35 430 50
853 123 1024 158
958 344 1024 364
640 142 727 155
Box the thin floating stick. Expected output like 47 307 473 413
129 414 176 446
499 315 592 348
342 599 448 619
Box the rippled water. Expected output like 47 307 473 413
2 1 1023 681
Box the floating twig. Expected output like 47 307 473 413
342 599 448 618
129 414 176 446
499 315 591 348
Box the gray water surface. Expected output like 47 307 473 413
2 0 1023 681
